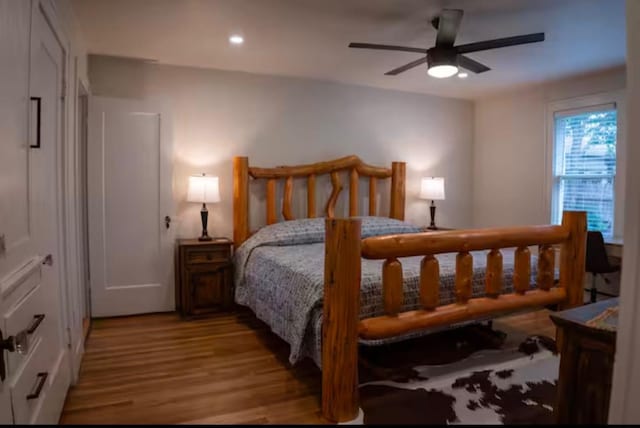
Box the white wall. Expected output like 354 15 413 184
610 0 640 423
472 66 626 228
88 56 474 238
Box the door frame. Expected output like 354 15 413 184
76 79 91 332
35 0 86 381
609 1 640 422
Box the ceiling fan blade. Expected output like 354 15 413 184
349 42 428 54
435 9 463 47
458 55 491 73
456 33 545 54
384 57 428 76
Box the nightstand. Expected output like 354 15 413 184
550 298 617 424
175 238 234 317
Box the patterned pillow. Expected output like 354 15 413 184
243 218 326 248
358 216 421 238
242 216 420 250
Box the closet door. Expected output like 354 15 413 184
21 2 71 423
0 1 39 277
29 0 67 350
0 0 35 421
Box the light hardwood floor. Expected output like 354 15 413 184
60 308 556 424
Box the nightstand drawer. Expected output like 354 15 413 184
185 247 230 265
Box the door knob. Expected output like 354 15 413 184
12 331 29 355
0 331 29 356
165 215 172 229
1 331 15 354
0 328 33 381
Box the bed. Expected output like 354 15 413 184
232 155 586 422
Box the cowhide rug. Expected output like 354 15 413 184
346 324 558 425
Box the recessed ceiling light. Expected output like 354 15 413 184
458 72 469 79
229 35 244 45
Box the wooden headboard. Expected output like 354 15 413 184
233 155 406 246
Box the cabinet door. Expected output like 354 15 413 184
0 0 35 279
25 2 72 423
187 266 230 315
0 0 39 422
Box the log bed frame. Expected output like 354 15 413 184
233 155 587 423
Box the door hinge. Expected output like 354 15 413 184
66 327 72 349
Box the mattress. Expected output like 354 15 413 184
233 217 542 368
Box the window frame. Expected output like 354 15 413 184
545 91 626 240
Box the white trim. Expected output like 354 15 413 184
36 0 85 383
544 90 626 239
609 1 640 422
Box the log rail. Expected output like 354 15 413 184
322 211 587 422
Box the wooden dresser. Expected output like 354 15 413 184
550 298 618 424
175 239 234 317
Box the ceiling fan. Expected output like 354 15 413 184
349 9 545 79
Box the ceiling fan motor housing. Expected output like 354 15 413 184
427 47 458 69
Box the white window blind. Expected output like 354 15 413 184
551 104 617 237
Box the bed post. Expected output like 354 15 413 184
390 161 406 220
559 211 587 309
322 218 361 423
233 156 250 246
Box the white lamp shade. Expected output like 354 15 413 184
420 177 445 200
187 175 220 203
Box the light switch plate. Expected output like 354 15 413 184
0 234 5 255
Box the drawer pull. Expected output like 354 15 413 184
42 254 53 266
27 314 45 335
26 372 48 400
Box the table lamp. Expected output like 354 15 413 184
420 177 445 230
187 174 220 241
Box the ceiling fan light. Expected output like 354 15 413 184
427 64 459 78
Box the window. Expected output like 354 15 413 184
551 104 617 238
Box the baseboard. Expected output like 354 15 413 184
71 334 85 383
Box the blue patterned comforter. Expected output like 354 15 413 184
234 217 538 367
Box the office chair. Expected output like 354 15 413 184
585 231 621 303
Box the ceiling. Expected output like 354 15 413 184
71 0 626 99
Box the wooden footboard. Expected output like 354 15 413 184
322 211 587 422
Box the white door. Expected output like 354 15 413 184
88 97 174 317
1 0 69 422
27 4 72 422
0 0 32 420
29 0 67 350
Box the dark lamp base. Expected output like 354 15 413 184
199 204 213 242
429 200 438 230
